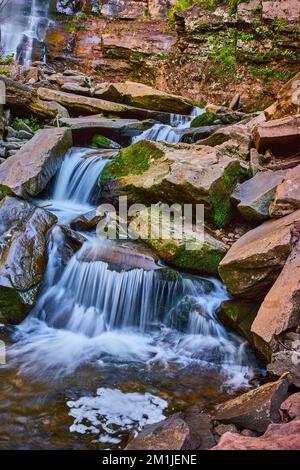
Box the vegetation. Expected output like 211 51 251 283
12 116 42 133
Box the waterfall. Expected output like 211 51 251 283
0 0 50 65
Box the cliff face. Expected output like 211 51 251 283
46 0 300 110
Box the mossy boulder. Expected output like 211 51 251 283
128 207 227 275
100 140 247 228
217 299 260 345
91 134 121 150
190 112 217 128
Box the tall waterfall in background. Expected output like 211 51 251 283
0 0 51 65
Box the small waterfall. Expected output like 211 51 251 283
0 0 50 65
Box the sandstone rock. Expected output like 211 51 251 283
280 392 300 420
215 376 289 433
270 164 300 217
219 210 300 298
212 418 300 450
268 350 300 388
0 197 57 323
100 140 246 227
217 300 260 345
96 81 193 114
262 0 300 21
251 241 300 356
182 404 216 450
61 82 91 96
100 0 148 20
70 209 103 231
253 116 300 157
214 423 239 437
0 128 72 199
264 72 300 120
231 170 286 221
129 206 227 275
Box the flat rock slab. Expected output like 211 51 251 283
219 209 300 298
0 127 72 199
270 164 300 217
253 116 300 157
232 170 286 221
215 376 289 433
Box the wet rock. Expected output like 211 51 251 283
219 210 300 299
251 241 300 357
270 164 300 217
129 206 227 275
182 404 216 450
217 300 260 345
0 197 57 323
231 170 286 222
253 116 300 157
0 128 72 199
18 130 33 140
215 376 289 433
100 140 247 228
212 418 300 450
280 392 300 420
265 72 300 120
70 209 103 231
96 81 193 114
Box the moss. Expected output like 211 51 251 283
218 299 260 345
100 141 164 183
0 286 27 324
190 111 216 127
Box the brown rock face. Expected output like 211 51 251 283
215 376 289 433
252 242 300 355
281 392 300 420
265 72 300 120
212 418 300 450
0 197 57 323
253 116 300 157
268 351 300 388
270 164 300 217
218 210 300 299
0 128 72 199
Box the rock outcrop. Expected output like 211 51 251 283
270 164 300 217
265 71 300 120
253 116 300 157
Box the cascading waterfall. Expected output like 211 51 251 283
0 0 50 65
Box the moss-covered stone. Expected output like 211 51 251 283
91 134 121 149
217 299 260 345
190 111 216 127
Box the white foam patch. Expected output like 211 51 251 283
67 388 168 443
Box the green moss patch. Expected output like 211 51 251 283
190 111 216 128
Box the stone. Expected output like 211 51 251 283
268 351 300 388
215 376 289 433
91 134 121 150
0 197 57 323
17 130 33 140
262 0 300 21
253 116 300 157
129 206 227 276
231 170 286 222
212 418 300 450
96 81 193 115
270 164 300 217
251 241 300 356
217 300 260 345
100 140 246 228
280 393 300 420
70 209 104 231
0 128 72 199
182 404 216 450
61 82 91 96
265 72 300 120
214 423 239 437
219 210 300 299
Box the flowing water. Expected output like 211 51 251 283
0 112 258 450
0 0 50 64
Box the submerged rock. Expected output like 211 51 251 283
0 197 57 323
0 128 72 199
100 140 246 228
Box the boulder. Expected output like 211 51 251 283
219 210 300 299
280 392 300 420
212 418 300 450
100 140 247 227
215 376 289 433
129 206 227 275
0 197 57 323
91 134 121 150
70 208 103 231
251 241 300 356
217 300 260 345
231 170 286 222
268 351 300 388
270 164 300 217
264 71 300 120
37 87 171 123
61 82 91 96
253 116 300 157
0 128 72 199
95 81 193 115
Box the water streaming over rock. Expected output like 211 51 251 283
0 0 50 65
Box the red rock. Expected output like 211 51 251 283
270 164 300 217
253 116 300 157
262 0 300 21
265 72 300 120
212 419 300 450
280 393 300 420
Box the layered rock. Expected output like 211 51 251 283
219 210 300 298
100 140 247 227
265 71 300 120
0 128 72 199
0 197 57 323
253 116 300 157
270 164 300 217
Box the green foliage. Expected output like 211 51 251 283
252 66 295 83
168 0 244 22
0 54 14 65
12 116 42 133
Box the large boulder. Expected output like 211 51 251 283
253 116 300 157
95 81 193 114
100 140 247 227
212 419 300 450
280 392 300 420
264 71 300 120
219 210 300 299
0 128 72 199
217 300 260 345
0 197 57 323
231 170 286 222
270 164 300 217
215 376 289 433
129 206 227 275
251 241 300 357
268 351 300 388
